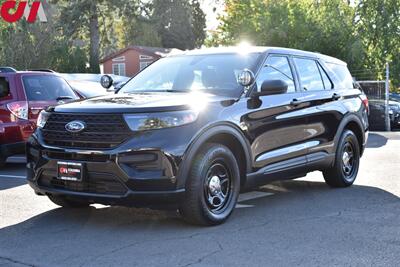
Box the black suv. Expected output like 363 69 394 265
27 47 369 225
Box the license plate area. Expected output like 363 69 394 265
57 161 83 181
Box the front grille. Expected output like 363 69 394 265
42 113 132 149
44 151 110 162
39 170 127 195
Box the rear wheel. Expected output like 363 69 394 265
48 195 90 208
179 143 240 226
323 130 360 187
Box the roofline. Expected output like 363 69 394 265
100 46 163 63
166 46 347 65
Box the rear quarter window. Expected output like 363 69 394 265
325 63 353 89
22 75 78 101
0 77 11 99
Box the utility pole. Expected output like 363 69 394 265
385 62 390 131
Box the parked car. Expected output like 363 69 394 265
67 80 113 98
60 73 129 96
390 93 400 102
389 100 400 129
27 47 369 225
0 69 80 167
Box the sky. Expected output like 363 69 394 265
200 0 225 31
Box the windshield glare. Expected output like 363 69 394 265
120 53 261 97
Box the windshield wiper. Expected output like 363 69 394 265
165 89 190 93
56 96 74 102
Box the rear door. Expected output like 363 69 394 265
292 57 343 166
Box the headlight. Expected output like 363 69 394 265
389 109 394 115
124 110 198 131
37 110 50 128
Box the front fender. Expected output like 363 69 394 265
176 122 252 189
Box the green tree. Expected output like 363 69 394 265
152 0 206 49
53 0 144 73
0 1 87 72
355 0 400 84
214 0 359 67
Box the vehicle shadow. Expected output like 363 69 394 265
366 132 388 148
0 177 26 191
0 180 398 266
0 163 26 190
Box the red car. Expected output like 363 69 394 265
0 68 80 167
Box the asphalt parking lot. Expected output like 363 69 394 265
0 132 399 267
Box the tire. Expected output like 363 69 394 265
323 129 360 187
179 143 240 226
48 194 90 208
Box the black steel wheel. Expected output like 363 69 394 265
179 143 240 226
323 129 360 187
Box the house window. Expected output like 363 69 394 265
112 63 126 76
140 55 153 60
140 61 152 71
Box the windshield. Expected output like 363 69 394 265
120 53 261 97
23 75 78 101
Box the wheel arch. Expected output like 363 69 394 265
176 122 252 189
334 114 366 156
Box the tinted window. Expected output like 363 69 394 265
23 75 78 101
0 77 10 98
120 53 261 97
293 58 325 91
256 56 295 92
326 63 353 89
318 64 333 89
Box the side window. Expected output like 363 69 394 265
293 58 324 91
256 56 295 93
326 63 353 89
318 63 333 89
0 77 11 99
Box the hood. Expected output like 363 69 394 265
53 92 235 113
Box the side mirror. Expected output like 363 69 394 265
100 75 113 89
253 79 288 97
237 69 255 87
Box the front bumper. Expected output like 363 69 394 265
27 134 185 208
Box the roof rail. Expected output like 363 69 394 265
0 67 17 73
27 69 57 73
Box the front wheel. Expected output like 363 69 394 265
323 130 360 187
179 143 240 226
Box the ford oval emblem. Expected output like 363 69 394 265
65 120 86 133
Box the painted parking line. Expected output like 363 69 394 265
238 191 274 202
0 174 26 179
6 156 26 163
236 204 255 208
235 191 275 209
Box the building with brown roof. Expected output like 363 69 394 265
100 46 179 77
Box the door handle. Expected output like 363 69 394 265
290 99 303 106
332 93 341 101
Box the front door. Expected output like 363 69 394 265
243 55 312 173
